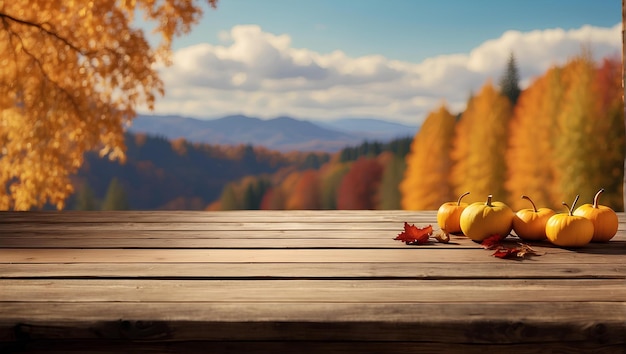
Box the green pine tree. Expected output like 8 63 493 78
499 52 521 105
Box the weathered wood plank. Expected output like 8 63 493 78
0 236 462 249
2 262 625 279
0 210 434 223
0 221 430 231
1 247 624 264
4 340 625 354
2 279 625 303
1 302 624 344
0 229 412 239
3 220 626 233
3 235 625 249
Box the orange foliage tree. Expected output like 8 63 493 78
505 67 564 210
336 157 383 209
590 57 625 209
0 0 218 210
401 103 456 210
450 81 512 203
286 169 321 209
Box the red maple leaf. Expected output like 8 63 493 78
492 247 520 259
481 234 505 250
492 243 540 259
394 222 432 245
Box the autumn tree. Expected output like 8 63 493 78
219 176 270 210
319 162 350 210
590 57 624 210
449 94 473 201
499 52 521 106
286 170 321 210
337 157 383 210
0 0 218 210
378 153 406 210
401 104 457 210
554 53 625 209
505 67 564 210
450 81 512 202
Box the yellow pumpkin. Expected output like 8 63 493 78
512 195 555 241
459 195 514 242
437 191 470 234
573 189 618 242
546 195 594 247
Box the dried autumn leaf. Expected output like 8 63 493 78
492 247 521 259
481 234 505 250
492 243 541 259
395 222 432 245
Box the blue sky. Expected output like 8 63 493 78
141 0 622 125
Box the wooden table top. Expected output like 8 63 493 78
1 210 625 353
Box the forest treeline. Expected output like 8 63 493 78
72 52 624 212
403 52 624 211
211 52 624 212
70 132 410 210
70 134 331 210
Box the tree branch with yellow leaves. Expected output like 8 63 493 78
0 0 217 210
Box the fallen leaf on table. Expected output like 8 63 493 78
481 234 506 250
394 222 432 245
492 243 541 259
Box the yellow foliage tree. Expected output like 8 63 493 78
0 0 217 210
401 103 456 210
450 81 512 202
505 67 564 210
554 53 625 210
590 57 625 210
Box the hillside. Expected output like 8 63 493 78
69 133 329 210
129 114 417 152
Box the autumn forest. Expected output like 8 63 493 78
68 51 625 213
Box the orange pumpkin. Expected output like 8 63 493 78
573 189 618 242
512 195 555 241
546 195 594 248
437 191 470 234
459 195 513 242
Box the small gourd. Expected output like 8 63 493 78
573 189 618 242
437 192 470 234
459 194 514 242
512 195 555 241
545 195 594 248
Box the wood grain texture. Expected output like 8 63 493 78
2 302 625 341
2 247 625 264
1 210 625 352
3 262 625 279
2 279 626 303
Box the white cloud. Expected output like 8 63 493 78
143 23 621 125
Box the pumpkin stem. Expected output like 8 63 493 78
521 195 538 213
561 202 570 215
592 189 604 209
457 192 470 206
567 195 580 216
485 194 493 207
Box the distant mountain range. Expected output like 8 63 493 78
129 114 418 152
